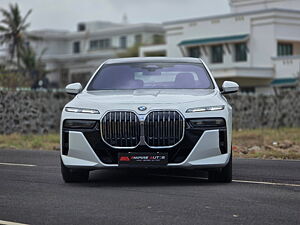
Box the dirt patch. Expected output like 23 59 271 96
232 128 300 159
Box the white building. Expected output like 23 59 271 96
26 21 164 87
140 0 300 93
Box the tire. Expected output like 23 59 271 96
208 152 232 183
61 159 89 183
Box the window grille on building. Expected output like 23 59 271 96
278 43 293 56
120 36 127 49
234 42 247 62
211 45 223 63
90 39 111 50
188 47 200 58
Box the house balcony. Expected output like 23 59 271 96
42 48 124 63
272 55 300 86
210 66 274 87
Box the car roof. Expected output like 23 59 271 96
104 57 203 64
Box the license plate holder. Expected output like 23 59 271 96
118 152 168 166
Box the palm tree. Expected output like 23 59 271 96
18 46 48 87
0 3 32 66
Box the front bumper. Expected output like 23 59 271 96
61 129 231 170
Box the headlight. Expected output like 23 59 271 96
189 118 225 127
186 105 224 113
63 120 97 129
65 107 100 114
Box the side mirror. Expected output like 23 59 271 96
65 83 82 95
221 81 239 94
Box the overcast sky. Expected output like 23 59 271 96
0 0 230 31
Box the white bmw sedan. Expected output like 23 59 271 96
60 57 239 183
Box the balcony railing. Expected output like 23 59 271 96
273 55 300 79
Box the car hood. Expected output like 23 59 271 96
76 89 218 104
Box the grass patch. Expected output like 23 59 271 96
0 133 59 151
0 128 299 159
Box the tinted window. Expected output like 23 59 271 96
87 63 214 90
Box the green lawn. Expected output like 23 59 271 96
0 128 299 159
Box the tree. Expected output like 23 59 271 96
117 43 141 58
18 46 48 88
0 3 32 66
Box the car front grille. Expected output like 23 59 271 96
100 110 184 148
144 111 184 147
101 111 140 148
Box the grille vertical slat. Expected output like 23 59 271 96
168 111 171 145
109 116 111 140
113 112 116 144
162 112 165 146
117 112 122 147
124 112 127 147
157 112 160 145
144 111 184 147
129 112 132 146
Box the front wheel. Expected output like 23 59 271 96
208 153 232 183
61 159 89 183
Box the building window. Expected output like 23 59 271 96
73 41 80 54
120 36 127 49
78 23 86 31
153 34 165 44
211 45 223 63
278 43 293 56
89 39 111 50
188 47 200 58
135 34 142 45
234 42 247 62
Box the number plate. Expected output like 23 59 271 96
118 152 168 166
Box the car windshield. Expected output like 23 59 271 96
87 62 214 90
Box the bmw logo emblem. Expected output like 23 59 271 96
138 106 147 111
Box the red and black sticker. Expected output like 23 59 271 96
118 152 168 166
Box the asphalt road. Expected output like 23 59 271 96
0 149 299 225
